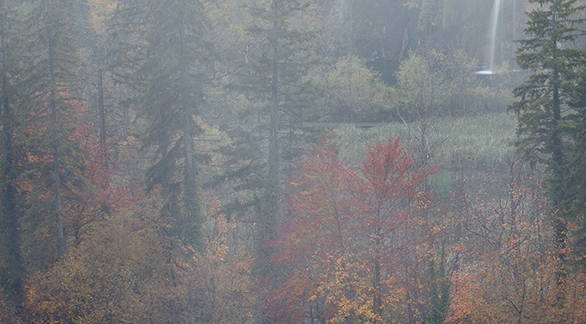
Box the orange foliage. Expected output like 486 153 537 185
23 195 258 323
23 200 177 323
192 198 258 323
446 160 586 323
66 118 135 243
15 90 135 271
267 137 436 323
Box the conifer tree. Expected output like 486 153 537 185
566 67 586 268
424 249 450 324
510 0 586 288
0 0 24 310
108 0 213 250
19 0 86 265
511 0 586 208
227 0 322 268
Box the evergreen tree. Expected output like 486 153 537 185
226 0 322 268
566 67 586 268
424 248 450 324
19 0 86 265
109 0 213 250
0 0 24 311
510 0 586 287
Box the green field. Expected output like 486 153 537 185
332 112 518 195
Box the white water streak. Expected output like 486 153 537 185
486 0 502 72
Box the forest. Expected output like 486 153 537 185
1 0 586 323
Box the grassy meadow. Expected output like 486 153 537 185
331 111 519 195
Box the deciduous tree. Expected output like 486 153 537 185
325 54 392 122
268 137 436 323
446 159 586 323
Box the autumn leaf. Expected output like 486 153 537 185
267 137 437 323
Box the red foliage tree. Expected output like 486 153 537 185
18 97 134 271
267 137 436 323
67 118 134 244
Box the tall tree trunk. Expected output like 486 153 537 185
268 0 281 209
373 225 381 323
46 0 65 258
183 124 202 250
179 8 202 251
98 68 108 173
0 0 24 310
550 8 567 307
259 0 281 267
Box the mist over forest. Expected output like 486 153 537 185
1 0 586 323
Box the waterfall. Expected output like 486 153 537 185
476 0 502 75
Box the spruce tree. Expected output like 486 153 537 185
19 0 86 265
510 0 586 291
108 0 212 250
227 0 322 269
511 0 586 207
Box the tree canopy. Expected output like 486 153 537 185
1 0 586 323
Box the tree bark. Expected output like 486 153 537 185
46 0 65 258
0 0 24 309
